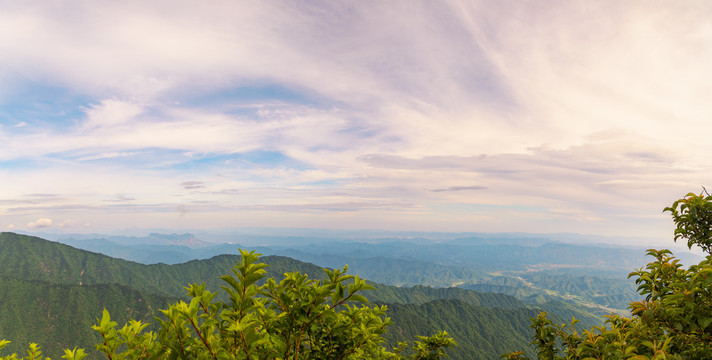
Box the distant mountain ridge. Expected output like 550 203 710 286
63 232 211 247
43 230 688 315
59 237 240 264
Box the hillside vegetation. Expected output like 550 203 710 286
504 191 712 359
0 232 599 359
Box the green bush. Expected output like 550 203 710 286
503 191 712 360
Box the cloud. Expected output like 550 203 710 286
27 218 53 229
243 201 412 213
182 181 205 190
209 188 240 195
0 1 710 239
0 194 68 206
360 132 680 179
58 219 76 228
10 204 99 213
77 151 144 162
80 99 144 131
431 186 487 192
4 2 707 162
105 193 135 202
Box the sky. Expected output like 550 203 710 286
1 1 711 243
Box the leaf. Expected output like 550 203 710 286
698 317 712 330
348 294 370 303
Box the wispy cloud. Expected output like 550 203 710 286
106 193 136 202
0 1 710 239
431 186 487 193
78 151 144 162
181 181 205 190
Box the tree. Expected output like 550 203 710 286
1 250 455 360
664 190 712 254
503 191 712 360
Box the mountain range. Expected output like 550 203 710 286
49 231 701 313
0 232 619 360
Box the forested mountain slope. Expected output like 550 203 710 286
0 275 176 357
0 232 600 359
0 232 325 298
384 299 541 360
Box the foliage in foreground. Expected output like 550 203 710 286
0 250 454 360
504 191 712 360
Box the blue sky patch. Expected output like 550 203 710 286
0 82 93 130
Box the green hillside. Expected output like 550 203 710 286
369 284 526 309
0 232 325 298
384 299 541 360
0 275 176 357
0 232 602 359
